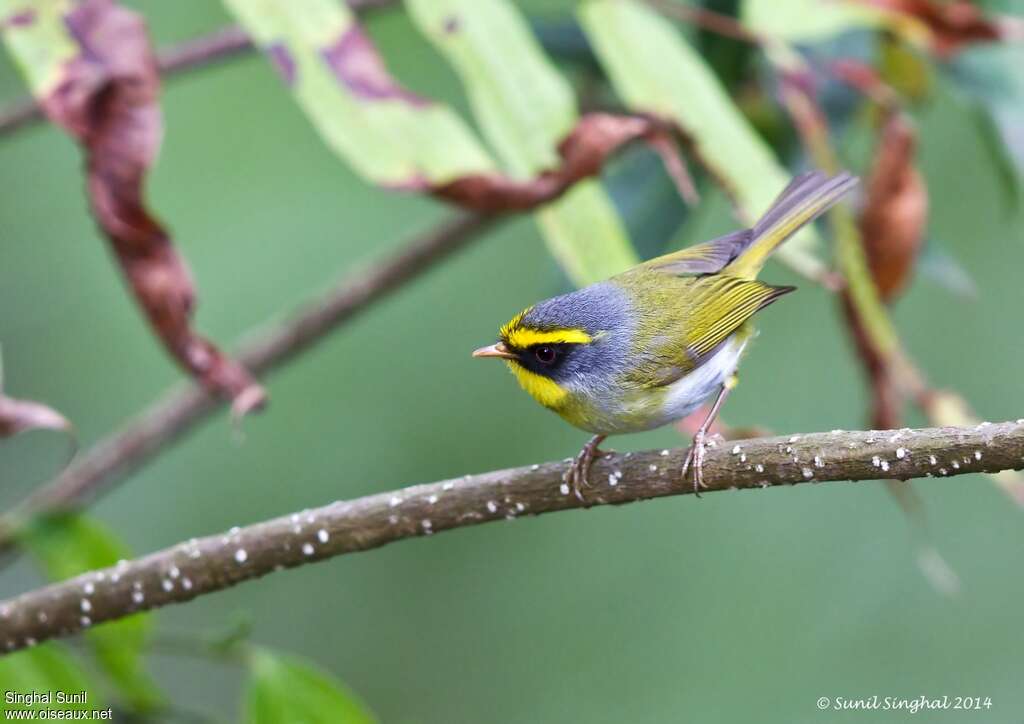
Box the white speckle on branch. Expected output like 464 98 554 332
1 421 1022 654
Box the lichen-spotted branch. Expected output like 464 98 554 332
0 211 496 552
3 420 1023 653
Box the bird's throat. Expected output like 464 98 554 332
505 361 568 409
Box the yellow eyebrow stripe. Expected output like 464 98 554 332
499 309 528 339
505 328 592 348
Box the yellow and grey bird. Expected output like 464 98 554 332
473 171 858 499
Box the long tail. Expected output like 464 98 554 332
723 171 858 280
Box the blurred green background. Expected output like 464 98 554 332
2 1 1023 722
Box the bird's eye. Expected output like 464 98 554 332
534 346 557 365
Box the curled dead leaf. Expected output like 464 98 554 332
0 351 73 441
0 396 72 440
854 0 1006 57
858 112 928 303
434 112 697 211
37 0 263 415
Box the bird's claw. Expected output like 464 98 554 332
682 429 710 497
564 437 606 505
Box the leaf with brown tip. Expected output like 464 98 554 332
434 112 698 212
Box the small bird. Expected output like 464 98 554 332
474 171 858 500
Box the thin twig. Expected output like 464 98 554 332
0 26 250 137
2 420 1022 653
0 212 496 550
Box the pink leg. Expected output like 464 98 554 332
681 380 734 495
564 434 607 504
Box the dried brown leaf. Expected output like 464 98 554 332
434 113 697 211
0 353 73 440
859 113 928 304
38 0 263 414
0 396 72 440
855 0 1004 57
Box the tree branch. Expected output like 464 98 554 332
2 420 1022 653
0 212 496 550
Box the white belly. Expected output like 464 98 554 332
564 334 747 435
661 336 746 422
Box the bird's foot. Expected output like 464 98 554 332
564 434 606 505
681 428 710 497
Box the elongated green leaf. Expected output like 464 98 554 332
606 147 690 260
950 45 1024 208
407 0 638 285
580 0 827 279
22 514 163 713
0 0 78 95
222 0 494 186
0 643 98 714
245 649 377 724
741 0 889 42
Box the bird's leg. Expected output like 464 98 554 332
681 375 736 495
564 434 607 504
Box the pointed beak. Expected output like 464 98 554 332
472 342 515 360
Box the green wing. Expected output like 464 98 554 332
619 272 793 390
682 275 794 360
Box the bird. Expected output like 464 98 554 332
473 171 858 501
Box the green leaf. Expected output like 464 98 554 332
22 513 126 581
407 0 638 285
605 147 690 260
245 649 377 724
741 0 889 42
0 643 98 714
221 0 494 187
948 45 1024 208
0 0 80 96
963 100 1021 210
21 514 164 713
579 0 826 280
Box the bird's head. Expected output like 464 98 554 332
473 285 628 410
